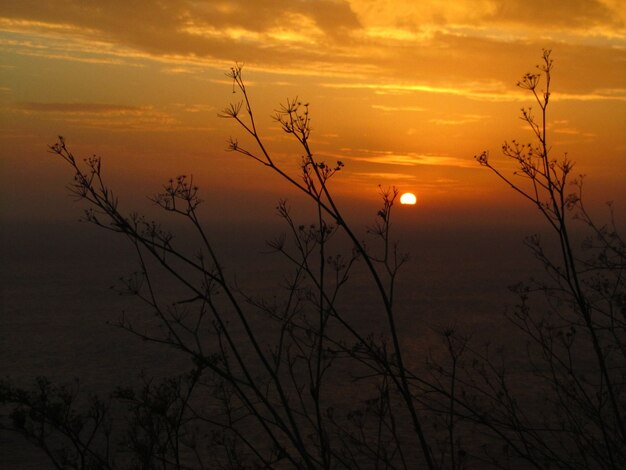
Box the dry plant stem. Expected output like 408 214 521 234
11 51 626 469
266 210 418 467
444 332 458 470
221 65 436 470
268 205 336 464
314 199 331 468
413 352 548 470
477 49 625 464
50 139 326 468
1 379 115 469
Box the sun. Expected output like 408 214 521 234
400 192 417 205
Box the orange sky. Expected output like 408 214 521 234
1 1 625 225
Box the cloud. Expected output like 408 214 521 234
351 171 416 180
548 120 597 140
0 28 146 66
1 0 624 91
0 1 361 69
14 102 143 114
553 89 626 102
323 80 524 102
10 101 186 131
176 104 216 114
323 80 626 104
329 148 475 168
371 104 425 112
348 0 624 34
162 66 198 75
0 0 624 144
429 114 487 125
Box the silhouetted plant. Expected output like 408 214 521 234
0 377 114 469
1 51 623 469
1 71 435 467
426 49 626 469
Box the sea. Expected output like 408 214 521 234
1 213 543 468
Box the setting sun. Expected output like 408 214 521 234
400 192 417 205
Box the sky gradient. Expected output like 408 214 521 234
1 0 625 226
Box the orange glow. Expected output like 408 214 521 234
0 2 623 223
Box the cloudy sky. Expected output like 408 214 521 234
1 0 625 225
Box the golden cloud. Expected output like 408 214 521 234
329 149 475 169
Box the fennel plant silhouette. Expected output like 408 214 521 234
1 51 624 469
